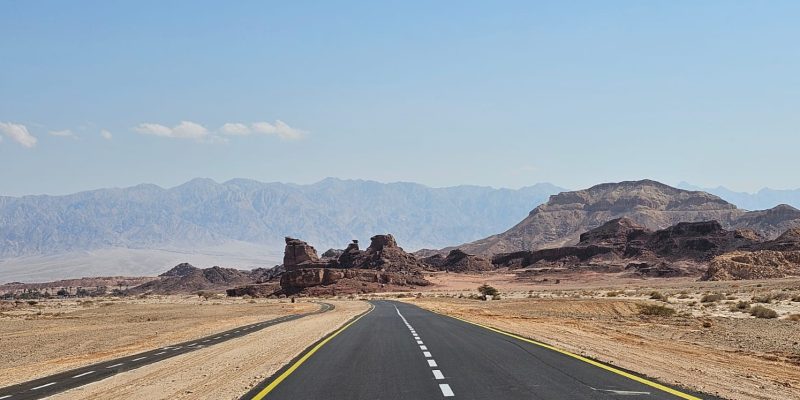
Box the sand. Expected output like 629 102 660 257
48 300 368 400
0 295 317 387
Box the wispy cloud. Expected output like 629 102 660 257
220 123 251 136
252 120 306 140
49 129 76 138
134 121 209 141
220 120 306 140
101 130 113 140
0 122 38 148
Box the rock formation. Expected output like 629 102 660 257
130 265 258 294
424 249 493 272
230 234 433 296
492 218 762 276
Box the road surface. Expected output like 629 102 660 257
244 300 713 400
0 302 333 400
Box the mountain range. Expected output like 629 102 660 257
0 178 563 273
676 182 800 210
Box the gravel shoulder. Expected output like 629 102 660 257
47 300 369 400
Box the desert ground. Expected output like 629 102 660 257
0 294 333 389
389 271 800 400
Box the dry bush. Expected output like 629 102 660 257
787 314 800 322
749 305 778 319
729 300 750 312
638 303 676 317
701 293 725 303
649 291 668 301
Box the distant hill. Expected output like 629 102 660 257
442 180 800 256
677 182 800 211
0 177 563 260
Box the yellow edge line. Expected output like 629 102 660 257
430 309 702 400
250 302 375 400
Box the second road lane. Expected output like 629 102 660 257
246 300 714 400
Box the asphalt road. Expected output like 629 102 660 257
245 300 714 400
0 302 333 400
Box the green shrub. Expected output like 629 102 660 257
638 303 676 317
478 284 499 297
749 305 778 319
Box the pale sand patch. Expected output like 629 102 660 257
0 296 316 387
48 300 369 400
406 297 800 400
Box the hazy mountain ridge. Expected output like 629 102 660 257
677 182 800 210
0 178 564 259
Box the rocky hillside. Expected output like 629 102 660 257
0 178 562 259
444 180 800 256
492 218 763 276
129 263 265 295
703 251 800 280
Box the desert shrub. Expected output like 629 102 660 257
478 284 499 297
492 295 502 300
700 293 725 303
638 303 676 317
749 305 778 319
791 294 800 302
787 314 800 322
702 320 713 328
606 291 619 297
26 300 38 306
752 293 774 303
677 293 690 299
725 295 737 300
729 300 750 312
649 291 667 301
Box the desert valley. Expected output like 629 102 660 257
2 180 800 400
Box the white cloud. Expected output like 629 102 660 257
49 129 76 137
101 130 113 140
251 120 306 140
220 123 251 136
0 122 38 148
134 121 209 140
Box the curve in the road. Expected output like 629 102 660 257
244 300 715 400
0 302 333 400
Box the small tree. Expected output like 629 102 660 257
477 284 499 297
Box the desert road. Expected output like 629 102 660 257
244 300 714 400
0 302 334 400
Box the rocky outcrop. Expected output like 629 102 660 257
424 249 493 272
233 234 433 297
438 180 800 257
160 263 199 277
703 251 800 280
755 228 800 251
130 265 256 294
226 282 281 297
283 237 327 270
492 218 761 276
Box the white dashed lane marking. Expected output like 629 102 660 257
72 371 95 379
106 363 124 369
395 304 454 398
132 357 147 362
31 382 57 390
0 394 12 399
440 384 455 397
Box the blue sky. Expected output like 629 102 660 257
1 1 799 196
